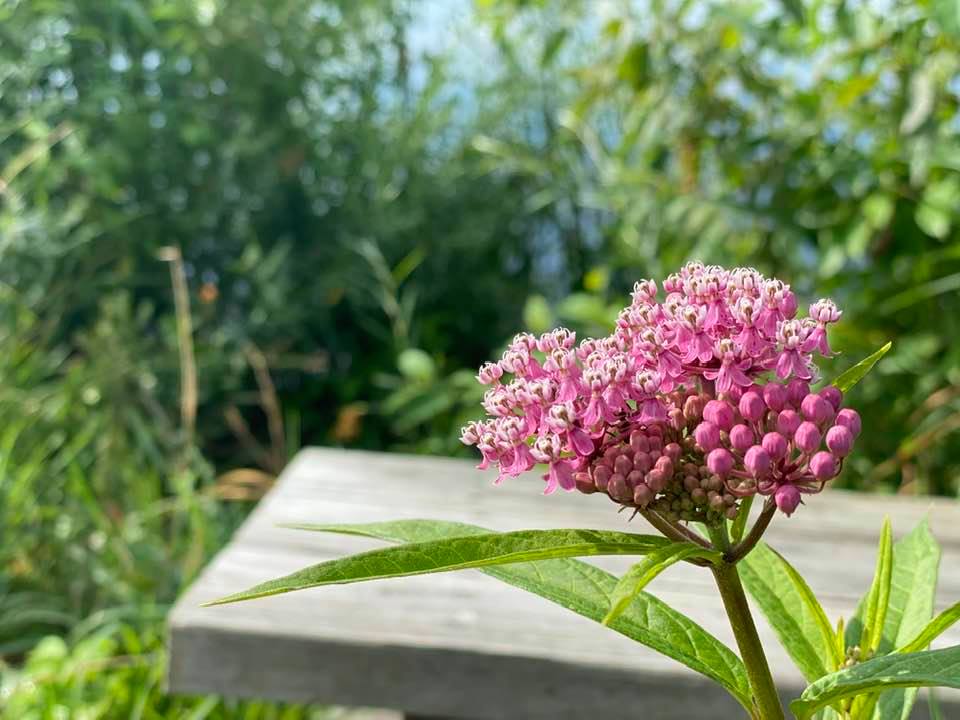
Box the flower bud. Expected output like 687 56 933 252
608 473 631 502
763 383 787 412
630 431 650 453
825 425 854 457
683 475 700 492
693 421 721 451
574 472 596 494
729 424 754 452
648 434 663 452
726 506 740 520
614 454 634 477
801 393 832 425
703 399 735 431
794 421 822 454
655 455 674 476
776 409 802 435
810 451 838 480
633 451 652 473
761 431 788 460
593 465 611 491
691 487 707 504
820 386 843 411
744 445 771 478
739 392 766 422
664 442 682 464
786 378 810 407
645 469 668 492
774 483 801 515
627 470 645 487
707 448 734 477
835 408 862 438
669 407 686 430
633 484 653 506
683 394 705 421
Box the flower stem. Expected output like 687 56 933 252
711 560 785 720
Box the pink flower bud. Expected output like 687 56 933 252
694 421 721 451
593 465 611 491
627 470 645 487
648 434 663 451
729 424 755 452
614 454 633 477
739 391 766 422
835 408 862 438
810 451 838 480
633 484 653 506
655 455 674 476
801 393 833 425
633 451 652 473
776 409 801 436
774 483 801 516
645 469 668 492
794 421 822 453
664 442 682 463
630 431 650 453
574 472 596 494
669 407 685 430
707 448 734 477
825 425 854 457
744 445 771 478
820 386 842 410
703 400 735 431
763 383 787 412
786 378 810 407
761 431 788 460
609 473 631 502
683 394 705 421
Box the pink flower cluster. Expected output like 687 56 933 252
460 262 855 520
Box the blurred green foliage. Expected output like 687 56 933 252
1 0 959 716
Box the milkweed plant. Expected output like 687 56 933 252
211 263 959 719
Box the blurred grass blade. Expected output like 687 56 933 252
286 519 754 711
603 543 720 625
790 646 960 720
206 527 670 605
831 342 892 393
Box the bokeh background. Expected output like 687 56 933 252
1 0 959 715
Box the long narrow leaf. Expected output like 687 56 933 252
830 342 892 393
603 543 720 625
741 542 841 681
285 519 754 712
844 519 941 720
790 646 960 720
206 527 670 605
861 518 894 653
898 601 960 655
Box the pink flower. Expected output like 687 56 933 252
461 262 854 519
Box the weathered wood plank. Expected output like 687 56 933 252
169 448 960 718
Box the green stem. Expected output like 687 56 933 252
712 561 785 720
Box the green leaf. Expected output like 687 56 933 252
844 520 941 720
603 543 721 625
790 646 960 720
286 519 754 712
860 518 894 654
898 601 960 655
729 494 754 544
207 527 671 605
831 342 892 393
740 542 841 681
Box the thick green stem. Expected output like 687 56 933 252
712 561 785 720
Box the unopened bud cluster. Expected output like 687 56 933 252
461 262 859 522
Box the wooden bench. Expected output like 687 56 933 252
168 448 960 719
